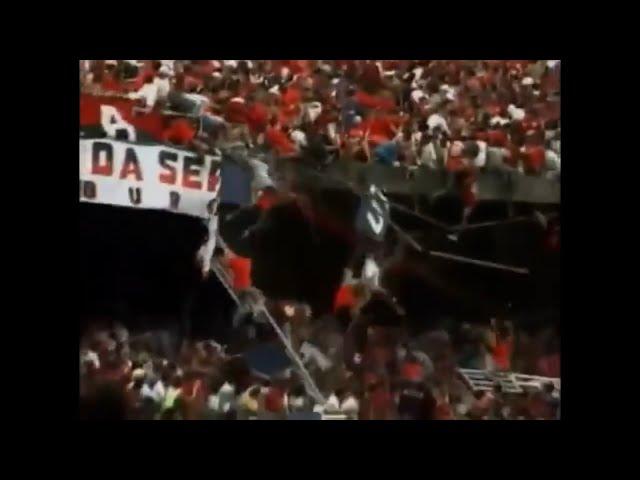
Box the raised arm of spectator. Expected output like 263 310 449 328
362 131 371 163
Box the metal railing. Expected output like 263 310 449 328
209 249 326 405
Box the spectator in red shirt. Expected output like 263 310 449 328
101 62 127 93
522 142 546 175
246 95 269 135
333 281 370 315
255 186 279 211
486 127 509 148
161 118 197 147
359 60 384 93
279 84 302 122
521 111 543 137
263 384 286 418
489 320 513 371
366 109 403 146
228 254 252 291
354 89 396 112
265 118 298 156
400 352 425 383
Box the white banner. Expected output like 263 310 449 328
79 139 221 218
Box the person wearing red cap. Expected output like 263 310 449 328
225 96 248 124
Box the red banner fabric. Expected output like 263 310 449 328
80 93 166 142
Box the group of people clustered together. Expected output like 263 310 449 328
79 60 560 420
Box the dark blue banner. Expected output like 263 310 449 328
220 159 253 207
355 184 390 241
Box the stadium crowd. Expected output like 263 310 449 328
79 60 560 420
80 60 561 193
79 254 560 420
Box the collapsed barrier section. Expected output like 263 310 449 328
209 249 326 407
274 156 560 205
458 369 560 398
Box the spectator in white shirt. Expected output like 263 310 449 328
545 147 561 180
545 148 561 171
507 104 525 121
471 140 488 168
151 374 167 402
361 254 381 288
490 116 510 128
418 131 448 169
439 84 456 101
80 348 100 372
142 374 166 404
286 384 309 413
324 392 341 413
130 75 158 109
340 393 360 419
154 66 172 104
290 128 308 148
411 87 428 105
217 382 236 414
303 101 323 123
427 104 451 136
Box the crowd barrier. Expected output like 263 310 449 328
275 157 561 204
210 251 326 406
458 369 560 398
79 133 560 215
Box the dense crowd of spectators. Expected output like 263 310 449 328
80 60 561 193
79 255 560 420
